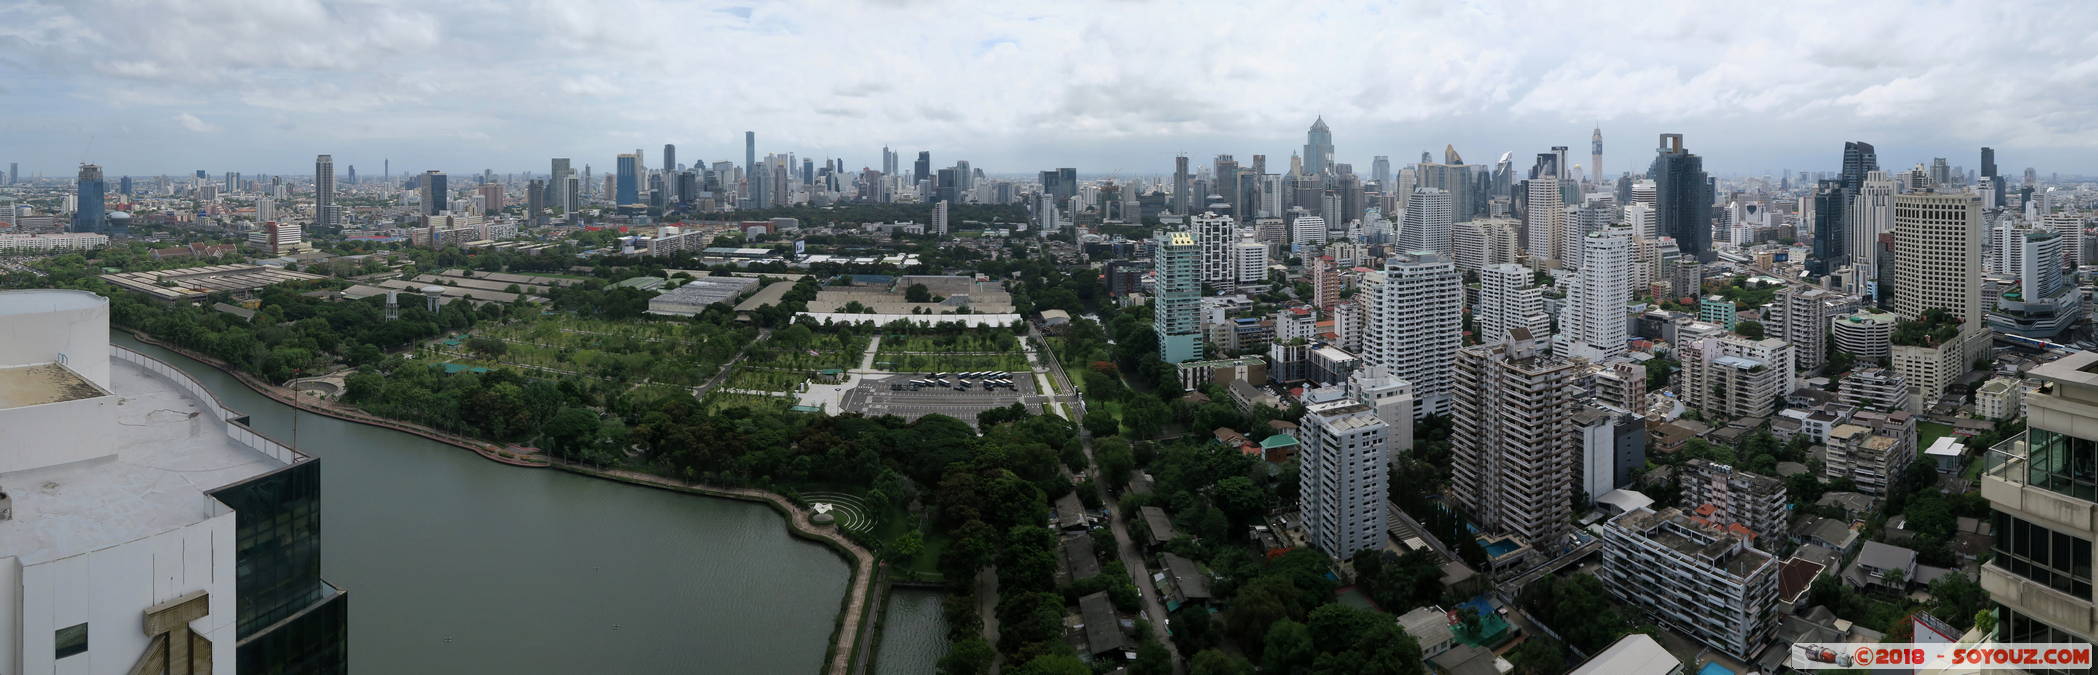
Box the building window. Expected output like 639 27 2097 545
2026 429 2098 501
1993 510 2094 597
55 623 87 659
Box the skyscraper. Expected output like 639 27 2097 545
1523 172 1564 266
1590 126 1604 183
1173 155 1191 215
1810 180 1846 276
1416 148 1473 222
1891 191 1981 327
7 162 15 185
1154 230 1203 364
663 144 676 178
1452 329 1579 547
1370 155 1391 187
550 158 573 212
1397 187 1453 253
315 154 338 229
73 164 105 233
1979 146 2000 208
1362 252 1462 417
913 151 931 188
1840 141 1878 192
931 200 948 236
616 153 641 206
1303 116 1334 176
420 170 447 216
745 132 757 179
527 178 547 227
1649 134 1713 261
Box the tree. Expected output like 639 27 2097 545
1261 619 1316 675
1190 649 1255 675
1736 320 1765 340
938 637 994 675
1507 635 1567 675
1010 654 1090 675
906 283 934 303
1129 640 1173 675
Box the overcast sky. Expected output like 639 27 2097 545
5 0 2097 179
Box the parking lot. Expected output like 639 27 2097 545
839 373 1041 427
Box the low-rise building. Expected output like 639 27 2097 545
1601 506 1779 661
1976 376 2024 421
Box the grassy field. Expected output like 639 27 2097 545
723 367 809 393
1919 421 1956 450
435 316 752 387
874 331 1028 373
699 390 795 414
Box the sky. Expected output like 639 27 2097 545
5 0 2098 179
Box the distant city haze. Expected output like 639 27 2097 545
5 1 2097 175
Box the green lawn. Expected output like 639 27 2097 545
1919 421 1955 450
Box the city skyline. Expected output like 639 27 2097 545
5 1 2098 176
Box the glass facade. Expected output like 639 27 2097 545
209 459 347 673
2025 428 2098 501
1992 509 2095 598
1997 605 2089 675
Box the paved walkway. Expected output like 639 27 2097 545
587 467 878 675
796 335 883 412
692 328 771 399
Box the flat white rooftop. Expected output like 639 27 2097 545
0 358 279 565
0 363 107 410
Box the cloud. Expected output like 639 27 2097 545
173 112 217 132
4 0 2098 175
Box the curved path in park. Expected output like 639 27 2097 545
127 329 878 674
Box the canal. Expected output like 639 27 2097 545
873 589 950 675
116 334 851 673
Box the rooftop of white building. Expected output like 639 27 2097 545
0 358 279 565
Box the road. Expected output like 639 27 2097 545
691 327 771 398
1033 321 1181 673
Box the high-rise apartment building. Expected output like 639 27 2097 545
1452 330 1580 548
1291 215 1327 250
1298 391 1392 560
1988 227 2083 338
1771 287 1838 371
1680 458 1788 548
314 154 338 229
1310 256 1341 311
931 200 948 236
1398 187 1453 254
1679 335 1795 420
1233 237 1268 288
1190 212 1235 286
1363 252 1463 417
1848 172 1895 299
1476 263 1551 344
1523 174 1563 266
1558 227 1631 362
1173 155 1191 215
1154 231 1203 364
1451 218 1519 275
1601 506 1777 660
1982 351 2098 648
1649 134 1712 261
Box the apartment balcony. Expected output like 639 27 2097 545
1982 560 2096 638
1983 431 2098 534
